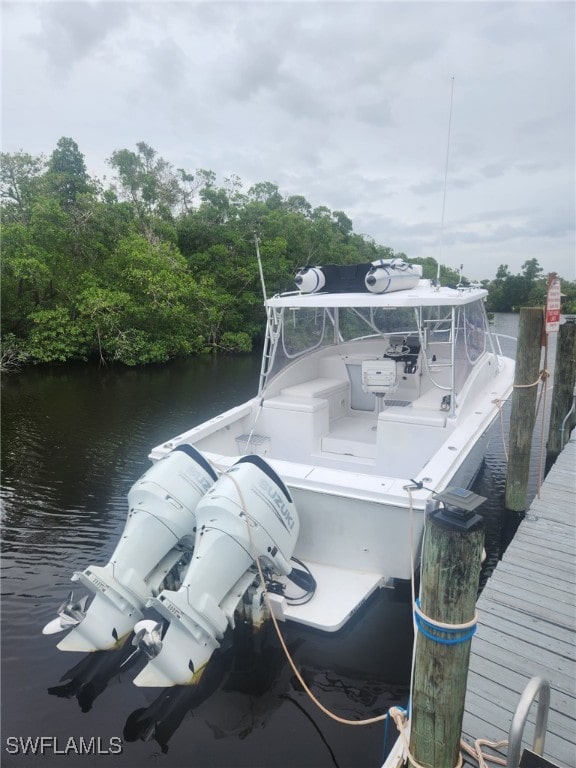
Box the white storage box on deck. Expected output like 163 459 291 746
260 396 329 461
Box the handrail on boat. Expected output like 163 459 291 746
491 332 517 359
507 676 550 768
495 334 518 342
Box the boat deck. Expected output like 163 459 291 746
461 436 576 767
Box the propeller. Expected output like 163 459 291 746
131 620 163 660
42 592 89 635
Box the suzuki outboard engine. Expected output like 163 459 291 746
133 455 300 687
364 259 422 293
46 445 217 652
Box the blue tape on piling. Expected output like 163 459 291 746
414 599 477 646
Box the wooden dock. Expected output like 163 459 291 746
461 436 576 767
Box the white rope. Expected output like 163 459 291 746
493 367 550 468
215 466 390 726
460 737 508 768
413 601 478 632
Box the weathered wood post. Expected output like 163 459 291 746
546 321 576 462
409 500 485 768
505 307 544 512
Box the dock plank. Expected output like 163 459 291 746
478 600 576 647
482 566 575 602
466 660 575 715
475 609 575 662
479 582 574 627
499 538 575 568
493 560 576 593
462 437 576 768
465 673 575 739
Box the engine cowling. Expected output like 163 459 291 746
133 455 300 687
55 445 217 652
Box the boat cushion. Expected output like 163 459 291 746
281 378 347 399
262 396 328 413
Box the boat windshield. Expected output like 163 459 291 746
264 305 420 383
278 306 420 359
264 298 491 395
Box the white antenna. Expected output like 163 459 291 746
254 234 268 301
437 76 455 286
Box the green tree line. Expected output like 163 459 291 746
2 138 575 367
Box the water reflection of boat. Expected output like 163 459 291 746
125 622 300 752
44 262 514 690
47 641 145 712
47 591 410 758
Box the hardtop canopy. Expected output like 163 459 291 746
265 280 488 310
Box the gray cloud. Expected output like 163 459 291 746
2 0 574 279
30 0 131 72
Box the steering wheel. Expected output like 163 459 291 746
385 343 411 358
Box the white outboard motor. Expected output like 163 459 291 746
294 266 326 293
49 445 218 652
133 455 300 687
365 259 422 294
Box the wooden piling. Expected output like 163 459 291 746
546 321 576 461
505 307 544 512
409 507 485 768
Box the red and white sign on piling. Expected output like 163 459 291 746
545 273 562 334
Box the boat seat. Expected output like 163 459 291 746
281 378 347 399
281 378 349 420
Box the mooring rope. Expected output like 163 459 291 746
214 464 391 726
460 737 508 768
414 599 478 646
492 397 510 462
493 364 550 491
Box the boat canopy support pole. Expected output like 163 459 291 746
449 307 457 418
258 306 282 396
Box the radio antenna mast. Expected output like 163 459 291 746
254 234 268 301
437 76 455 286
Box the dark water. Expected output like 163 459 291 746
1 314 551 768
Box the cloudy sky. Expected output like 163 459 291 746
2 0 575 280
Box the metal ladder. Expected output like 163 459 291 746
507 677 551 768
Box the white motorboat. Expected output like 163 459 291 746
44 260 515 688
